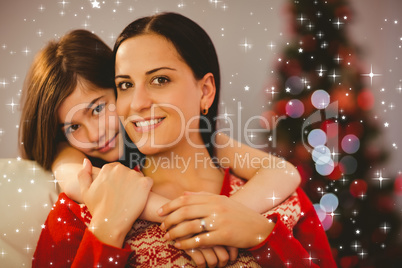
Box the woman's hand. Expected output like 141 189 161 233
185 246 238 268
78 159 153 248
158 192 275 250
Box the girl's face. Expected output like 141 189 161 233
114 34 208 156
57 79 123 162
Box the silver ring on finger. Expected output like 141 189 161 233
200 218 207 232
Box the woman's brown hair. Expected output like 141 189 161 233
113 12 221 158
19 29 114 170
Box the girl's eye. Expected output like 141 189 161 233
151 76 170 86
65 124 80 135
117 81 133 91
93 103 105 116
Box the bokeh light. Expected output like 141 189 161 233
339 155 358 175
308 129 327 147
312 145 332 164
311 89 330 109
349 179 368 197
357 89 375 111
321 215 334 231
320 193 339 212
314 204 327 221
316 159 335 176
341 134 360 154
285 99 304 118
394 175 402 195
285 76 304 95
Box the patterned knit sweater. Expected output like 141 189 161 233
32 169 336 267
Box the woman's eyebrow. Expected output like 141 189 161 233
145 67 176 75
115 67 176 80
115 74 130 80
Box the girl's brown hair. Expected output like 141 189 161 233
19 29 114 170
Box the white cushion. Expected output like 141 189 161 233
0 158 60 267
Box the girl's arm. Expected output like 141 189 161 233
52 143 168 222
214 133 301 213
52 142 95 204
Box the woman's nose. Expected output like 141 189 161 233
130 86 152 112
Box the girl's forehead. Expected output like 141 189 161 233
74 78 114 97
59 83 114 118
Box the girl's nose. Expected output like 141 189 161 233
87 118 105 144
86 127 100 143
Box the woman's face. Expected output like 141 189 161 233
57 79 123 162
114 34 205 155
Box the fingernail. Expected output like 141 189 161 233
164 232 170 240
157 207 163 215
83 158 87 167
174 241 181 248
160 222 165 231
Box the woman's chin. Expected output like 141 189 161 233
137 147 158 156
136 145 168 157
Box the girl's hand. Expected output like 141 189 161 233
158 192 274 250
78 159 153 248
185 246 238 268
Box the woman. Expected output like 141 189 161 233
21 30 304 266
108 12 334 266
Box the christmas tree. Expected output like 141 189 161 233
262 0 401 266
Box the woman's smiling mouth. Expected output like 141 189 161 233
133 117 165 132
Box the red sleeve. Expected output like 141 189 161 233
248 188 336 268
32 193 132 268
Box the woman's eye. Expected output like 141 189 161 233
151 76 170 86
117 81 133 91
65 124 80 135
93 103 105 115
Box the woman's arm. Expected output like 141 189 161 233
159 190 336 267
160 193 275 249
215 133 301 213
52 143 169 222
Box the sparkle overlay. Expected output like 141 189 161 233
261 0 402 266
0 159 58 266
0 0 401 267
